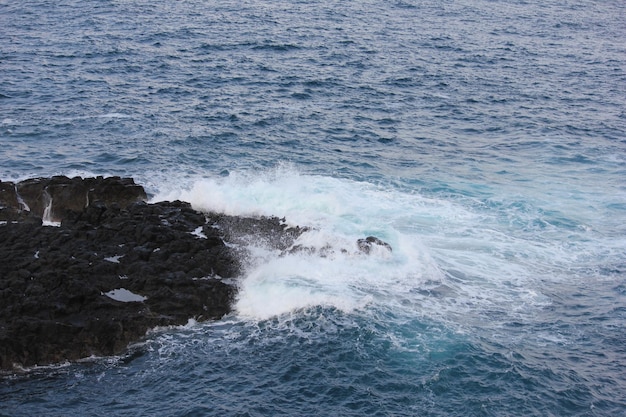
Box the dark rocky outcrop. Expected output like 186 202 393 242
284 235 392 258
0 176 302 372
0 176 146 222
0 176 391 372
357 236 393 255
210 213 309 253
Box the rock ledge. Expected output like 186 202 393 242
0 176 391 372
0 176 301 372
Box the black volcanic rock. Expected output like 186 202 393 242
357 236 393 254
1 176 147 223
2 176 147 222
0 181 20 212
0 176 390 372
209 213 309 253
0 176 305 372
0 197 239 371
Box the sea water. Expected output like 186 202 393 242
1 0 625 415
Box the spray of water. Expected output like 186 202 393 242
149 165 580 331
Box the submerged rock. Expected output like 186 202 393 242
284 236 392 258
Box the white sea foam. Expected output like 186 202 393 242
147 165 617 329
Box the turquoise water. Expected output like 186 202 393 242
1 1 625 415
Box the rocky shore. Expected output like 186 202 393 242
0 176 391 372
0 176 305 371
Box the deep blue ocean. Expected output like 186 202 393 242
1 0 625 415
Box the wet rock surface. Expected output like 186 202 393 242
1 176 147 222
0 176 391 372
357 236 393 255
0 177 303 371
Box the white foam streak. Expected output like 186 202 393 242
42 194 61 227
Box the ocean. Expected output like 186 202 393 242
1 0 625 415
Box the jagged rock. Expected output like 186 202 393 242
0 176 147 222
0 176 306 372
0 198 239 371
284 236 392 257
357 236 392 254
209 213 309 252
0 181 19 211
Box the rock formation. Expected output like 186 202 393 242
0 176 302 372
357 236 393 254
0 176 391 372
0 176 146 222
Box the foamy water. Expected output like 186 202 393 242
2 0 625 414
147 165 614 337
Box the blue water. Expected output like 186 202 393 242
1 0 625 415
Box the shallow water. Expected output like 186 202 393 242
1 0 625 415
